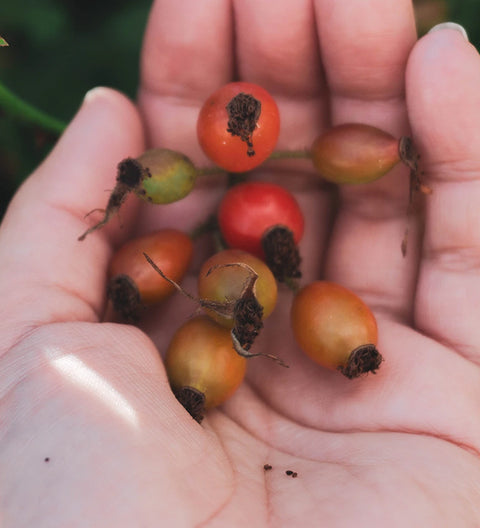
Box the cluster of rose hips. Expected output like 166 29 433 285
79 81 426 423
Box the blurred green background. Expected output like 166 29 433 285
0 0 477 217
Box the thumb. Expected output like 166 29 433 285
0 87 145 352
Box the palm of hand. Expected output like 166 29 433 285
2 1 480 527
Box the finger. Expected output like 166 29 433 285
315 0 419 321
406 26 480 361
135 0 234 239
230 0 332 281
233 0 328 150
138 0 233 156
316 0 415 122
0 88 145 350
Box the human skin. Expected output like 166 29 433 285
1 1 480 526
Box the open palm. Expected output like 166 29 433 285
2 1 480 526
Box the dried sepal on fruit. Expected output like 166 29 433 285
226 92 262 157
261 226 302 284
205 262 264 351
197 249 277 327
207 263 287 367
166 316 248 423
78 149 197 241
107 229 193 322
78 157 144 241
291 281 382 379
144 252 287 367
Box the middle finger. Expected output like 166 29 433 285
316 0 419 322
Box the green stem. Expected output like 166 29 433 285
283 276 301 294
189 214 227 253
189 214 218 240
197 149 312 178
268 149 311 161
197 166 226 177
0 80 67 135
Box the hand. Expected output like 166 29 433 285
2 1 480 526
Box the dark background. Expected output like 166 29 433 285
0 0 476 217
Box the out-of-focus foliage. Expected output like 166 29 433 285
414 0 449 35
415 0 480 45
445 0 480 46
0 0 476 217
0 0 151 216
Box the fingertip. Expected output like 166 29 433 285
427 22 469 42
409 20 476 74
82 86 140 123
5 86 147 255
33 86 145 209
77 86 145 151
406 23 480 164
83 85 117 104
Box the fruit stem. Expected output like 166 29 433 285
0 80 66 135
189 214 218 241
268 149 311 161
283 276 301 294
196 150 310 177
143 252 237 318
231 330 289 368
197 166 226 177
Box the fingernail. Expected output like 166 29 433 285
83 86 110 104
428 22 469 42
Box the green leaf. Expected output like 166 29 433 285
0 36 8 47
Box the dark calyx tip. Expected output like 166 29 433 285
262 225 302 283
232 293 264 351
174 386 206 423
226 92 261 155
107 274 142 323
77 158 143 241
398 136 418 172
116 157 146 188
338 344 384 379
